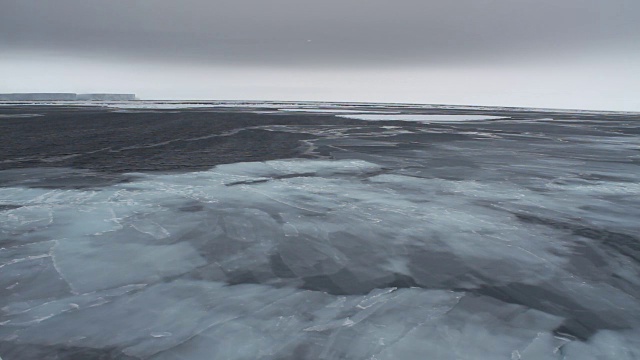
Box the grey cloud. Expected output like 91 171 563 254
1 0 639 66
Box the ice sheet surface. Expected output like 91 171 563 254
1 104 639 359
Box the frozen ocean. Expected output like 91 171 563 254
0 101 639 359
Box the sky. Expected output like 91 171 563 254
1 0 639 111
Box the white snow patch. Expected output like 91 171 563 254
336 114 509 123
277 108 399 114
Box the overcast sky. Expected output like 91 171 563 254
1 0 638 110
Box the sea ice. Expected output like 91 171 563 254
1 115 640 358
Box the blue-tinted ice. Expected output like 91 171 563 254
1 104 639 359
